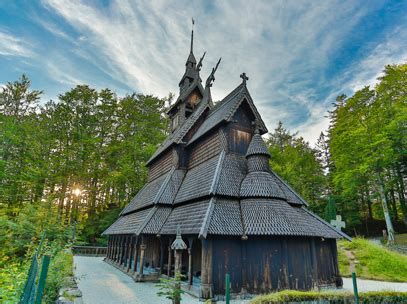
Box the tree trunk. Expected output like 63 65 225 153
377 174 395 244
365 188 373 220
390 187 398 221
395 167 407 224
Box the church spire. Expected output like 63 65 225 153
190 18 194 53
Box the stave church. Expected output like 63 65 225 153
103 25 350 300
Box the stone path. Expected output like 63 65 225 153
74 256 249 304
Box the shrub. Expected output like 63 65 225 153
251 290 407 304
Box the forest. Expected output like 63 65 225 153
0 63 406 301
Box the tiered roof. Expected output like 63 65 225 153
103 27 349 241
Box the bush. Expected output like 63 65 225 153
251 290 407 304
0 245 73 304
42 250 74 303
0 259 29 303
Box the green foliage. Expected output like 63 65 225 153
327 64 407 231
251 290 407 304
266 122 327 214
0 259 29 303
338 238 407 281
42 250 74 304
156 272 185 302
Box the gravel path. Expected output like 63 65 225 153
74 256 249 304
342 277 407 292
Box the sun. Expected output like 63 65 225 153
73 188 82 197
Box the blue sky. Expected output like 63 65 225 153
1 0 406 143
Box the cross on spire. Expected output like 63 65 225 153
240 72 249 85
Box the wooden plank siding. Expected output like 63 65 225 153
188 131 221 169
210 236 339 295
148 149 173 181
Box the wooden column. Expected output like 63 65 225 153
139 239 146 275
127 237 134 272
120 236 125 265
133 237 139 272
187 237 194 287
116 236 120 263
310 238 319 289
114 236 119 262
159 238 165 274
112 237 116 261
106 237 111 259
167 243 173 277
241 238 248 293
200 238 213 300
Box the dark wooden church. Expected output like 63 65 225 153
103 27 350 300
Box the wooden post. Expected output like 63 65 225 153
188 237 193 287
241 239 248 294
310 238 318 289
116 236 121 263
159 238 165 274
174 250 182 273
133 237 139 272
167 244 173 277
127 237 134 272
139 244 146 275
115 236 119 262
188 248 193 286
200 238 213 300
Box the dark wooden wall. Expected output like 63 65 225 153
143 236 161 269
188 131 220 168
148 149 173 181
315 238 339 285
210 236 339 295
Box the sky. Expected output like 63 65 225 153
1 0 407 144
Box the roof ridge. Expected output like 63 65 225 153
209 150 225 194
198 197 216 239
154 167 175 204
300 207 352 241
270 170 308 206
135 206 157 236
207 83 245 118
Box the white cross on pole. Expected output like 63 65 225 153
330 215 346 231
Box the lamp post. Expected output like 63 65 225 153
171 225 187 304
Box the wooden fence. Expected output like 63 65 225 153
72 246 107 256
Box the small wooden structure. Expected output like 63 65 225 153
103 27 350 300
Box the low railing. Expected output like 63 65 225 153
72 246 107 256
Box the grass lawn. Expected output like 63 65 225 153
338 237 407 282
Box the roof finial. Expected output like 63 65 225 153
205 57 222 88
190 18 195 53
240 72 249 85
196 51 206 71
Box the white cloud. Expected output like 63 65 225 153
0 30 34 57
40 0 406 145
